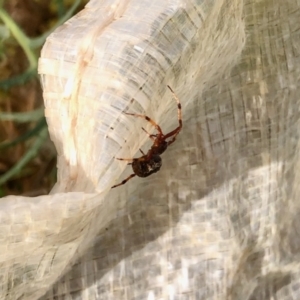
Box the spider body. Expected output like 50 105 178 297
111 85 182 189
150 139 168 156
132 154 162 177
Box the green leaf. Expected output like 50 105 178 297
0 117 47 149
0 107 43 122
0 68 36 90
0 125 48 186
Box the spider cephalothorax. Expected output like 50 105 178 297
111 85 182 188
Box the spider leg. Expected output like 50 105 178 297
166 135 178 146
115 157 134 162
139 148 146 155
124 112 163 135
141 127 156 141
163 85 183 143
111 174 136 188
165 126 181 146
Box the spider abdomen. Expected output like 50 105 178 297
132 155 162 177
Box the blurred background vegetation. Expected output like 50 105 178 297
0 0 87 197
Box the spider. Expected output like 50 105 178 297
111 85 182 189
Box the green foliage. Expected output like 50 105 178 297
0 0 83 193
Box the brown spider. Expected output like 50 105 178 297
111 85 182 188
